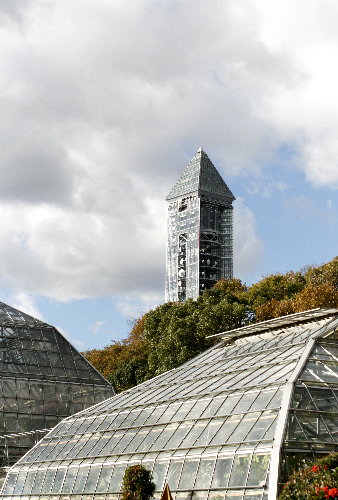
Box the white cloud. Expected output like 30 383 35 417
0 0 337 304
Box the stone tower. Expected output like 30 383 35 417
165 148 235 302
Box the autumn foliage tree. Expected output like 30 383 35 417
84 257 338 393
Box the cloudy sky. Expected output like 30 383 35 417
1 0 338 350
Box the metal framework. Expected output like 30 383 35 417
165 148 235 302
1 308 337 499
0 302 114 478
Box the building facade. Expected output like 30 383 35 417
2 308 337 499
165 148 235 302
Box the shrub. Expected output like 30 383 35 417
120 464 155 500
279 453 338 500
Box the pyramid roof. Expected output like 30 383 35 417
0 301 107 384
0 301 114 469
166 148 235 203
0 301 47 326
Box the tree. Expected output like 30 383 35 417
305 257 338 289
84 317 150 393
294 283 338 311
144 283 252 377
254 283 338 322
120 465 155 500
83 258 338 393
255 297 295 322
247 272 306 308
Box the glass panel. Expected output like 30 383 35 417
311 344 338 361
227 414 258 443
211 457 233 487
137 427 162 451
216 393 242 416
245 412 277 441
228 455 251 487
41 469 56 494
185 399 211 420
72 466 90 492
166 460 184 490
320 413 338 440
164 421 193 450
173 400 196 422
112 430 137 454
246 455 270 487
96 466 114 493
194 458 215 489
152 461 169 491
62 467 78 494
150 424 178 451
233 393 259 414
178 458 200 490
12 472 27 495
83 466 102 493
201 397 224 418
50 469 66 493
250 389 278 411
181 420 209 448
31 470 47 495
211 415 242 445
309 387 338 412
301 361 338 383
292 387 316 410
193 419 224 446
108 464 127 493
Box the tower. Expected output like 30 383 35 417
165 148 235 302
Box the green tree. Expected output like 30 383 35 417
247 272 306 308
120 465 155 500
144 282 252 377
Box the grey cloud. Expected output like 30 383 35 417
4 0 334 302
0 0 35 25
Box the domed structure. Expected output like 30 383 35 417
0 301 114 472
2 308 338 499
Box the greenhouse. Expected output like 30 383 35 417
0 301 114 473
1 307 338 499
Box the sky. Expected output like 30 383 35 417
1 0 338 350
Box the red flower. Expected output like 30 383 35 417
311 465 320 473
316 486 338 499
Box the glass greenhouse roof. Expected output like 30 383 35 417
0 301 114 473
1 309 338 500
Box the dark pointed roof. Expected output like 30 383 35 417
0 300 110 384
166 148 235 203
0 301 47 326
